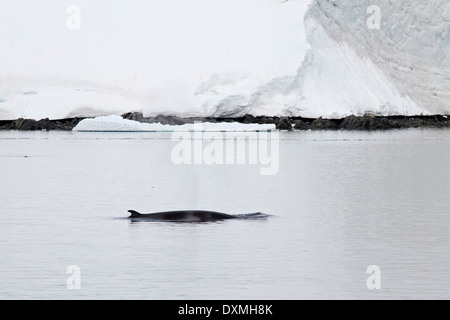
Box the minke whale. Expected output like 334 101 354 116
128 210 238 222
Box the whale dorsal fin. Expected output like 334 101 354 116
128 210 141 218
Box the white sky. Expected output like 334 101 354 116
0 0 311 117
0 0 309 84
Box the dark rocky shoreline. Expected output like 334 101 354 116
1 112 449 131
0 117 85 131
124 112 450 131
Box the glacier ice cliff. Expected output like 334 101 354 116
296 0 450 117
241 0 450 118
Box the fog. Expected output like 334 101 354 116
0 0 310 118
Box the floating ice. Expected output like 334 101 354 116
72 115 276 132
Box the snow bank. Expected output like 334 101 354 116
72 115 275 132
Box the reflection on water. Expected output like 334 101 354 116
0 129 450 299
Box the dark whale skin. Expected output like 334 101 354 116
128 210 237 222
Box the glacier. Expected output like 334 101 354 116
284 0 450 118
0 0 448 120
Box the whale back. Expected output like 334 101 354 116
128 210 236 222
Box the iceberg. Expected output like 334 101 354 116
72 115 276 132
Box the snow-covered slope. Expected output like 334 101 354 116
0 0 448 120
0 79 143 120
0 0 306 120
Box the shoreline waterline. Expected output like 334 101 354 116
1 112 449 131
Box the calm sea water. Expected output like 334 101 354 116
1 129 450 299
